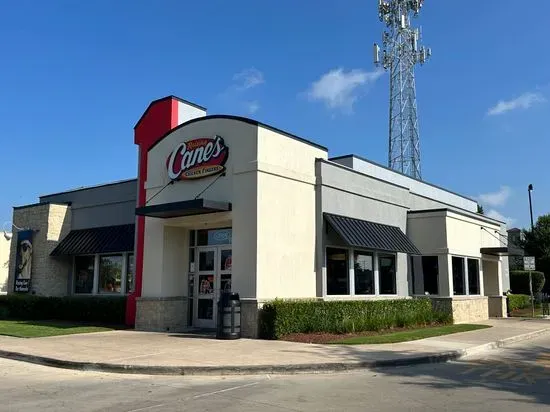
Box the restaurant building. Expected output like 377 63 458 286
7 96 511 337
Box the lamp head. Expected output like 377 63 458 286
528 184 533 191
3 231 12 241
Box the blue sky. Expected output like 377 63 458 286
1 0 548 230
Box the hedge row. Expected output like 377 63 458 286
259 298 451 339
0 295 127 325
508 294 531 312
510 270 546 295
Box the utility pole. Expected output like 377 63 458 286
374 0 431 180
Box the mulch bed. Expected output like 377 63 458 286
282 327 414 344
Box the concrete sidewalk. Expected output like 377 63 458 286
0 318 549 376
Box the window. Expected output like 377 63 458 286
74 256 94 294
468 258 480 295
99 255 123 293
378 254 397 295
452 256 466 295
422 256 439 295
326 248 349 295
354 252 374 295
197 228 232 246
73 253 132 295
127 254 135 293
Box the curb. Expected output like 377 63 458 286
0 328 549 376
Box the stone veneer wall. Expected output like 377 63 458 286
488 296 508 318
240 299 261 338
0 236 11 293
430 296 490 324
135 296 188 332
8 203 72 296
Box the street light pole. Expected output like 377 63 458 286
528 184 534 231
527 184 535 317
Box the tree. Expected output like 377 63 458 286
521 214 550 292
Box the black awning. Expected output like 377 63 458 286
325 213 421 255
481 247 509 256
135 199 231 219
50 224 135 256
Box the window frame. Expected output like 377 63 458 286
326 247 350 296
72 252 132 296
421 255 440 296
377 252 398 296
324 245 398 298
451 255 482 296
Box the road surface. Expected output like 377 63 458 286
1 334 550 411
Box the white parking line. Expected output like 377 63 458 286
192 381 261 399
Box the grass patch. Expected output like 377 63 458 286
0 320 116 338
329 324 491 345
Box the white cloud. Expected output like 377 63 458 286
486 209 516 227
478 186 511 207
487 92 546 116
306 68 384 113
233 68 264 90
246 101 260 114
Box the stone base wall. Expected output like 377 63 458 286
136 296 188 333
430 296 489 324
488 295 508 318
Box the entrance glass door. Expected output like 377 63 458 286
194 246 232 329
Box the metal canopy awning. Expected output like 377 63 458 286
480 247 509 256
324 213 421 255
50 224 135 256
135 199 232 219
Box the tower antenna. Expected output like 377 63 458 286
374 0 431 179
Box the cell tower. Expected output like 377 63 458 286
374 0 431 180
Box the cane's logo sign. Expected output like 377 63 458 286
167 135 229 180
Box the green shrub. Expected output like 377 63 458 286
259 298 451 339
507 294 531 311
510 270 546 295
0 295 127 325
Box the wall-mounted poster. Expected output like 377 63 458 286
13 230 33 293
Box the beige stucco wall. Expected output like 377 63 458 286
142 118 259 301
255 126 326 300
0 236 11 293
407 213 447 255
8 203 72 296
445 212 501 257
408 210 506 298
142 118 327 304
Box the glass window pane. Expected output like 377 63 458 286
189 247 195 272
126 254 135 294
354 252 374 295
221 274 232 293
198 274 214 295
220 249 232 271
190 230 196 247
74 256 94 294
199 251 215 271
452 256 466 295
197 299 213 320
468 258 480 295
422 256 439 295
197 229 232 246
326 248 349 295
99 255 122 294
379 254 397 294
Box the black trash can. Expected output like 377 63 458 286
217 292 241 340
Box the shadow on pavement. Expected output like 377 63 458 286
368 344 550 406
